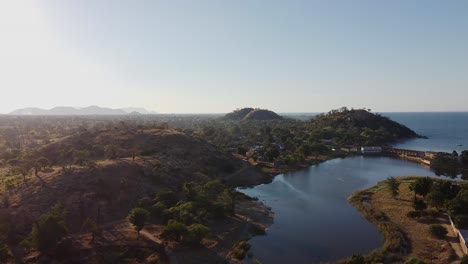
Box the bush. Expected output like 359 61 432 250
407 211 424 218
412 198 427 211
428 224 447 238
425 208 439 218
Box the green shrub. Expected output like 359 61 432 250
412 198 427 211
428 224 447 238
406 211 423 218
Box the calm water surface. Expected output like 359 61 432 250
239 112 468 263
239 156 439 263
386 112 468 153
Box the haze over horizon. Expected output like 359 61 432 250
1 1 467 114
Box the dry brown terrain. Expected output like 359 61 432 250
0 128 272 263
351 177 465 263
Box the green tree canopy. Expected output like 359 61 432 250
409 177 433 197
385 177 400 198
127 208 150 234
31 203 68 252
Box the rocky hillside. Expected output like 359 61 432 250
0 128 269 262
310 108 421 145
224 108 283 121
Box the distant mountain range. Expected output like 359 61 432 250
8 106 155 115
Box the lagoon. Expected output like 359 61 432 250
239 156 439 263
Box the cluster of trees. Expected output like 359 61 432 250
7 154 51 184
430 151 467 178
407 177 468 228
310 107 419 146
193 108 418 168
26 203 68 253
128 180 236 246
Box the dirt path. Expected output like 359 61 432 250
140 229 178 264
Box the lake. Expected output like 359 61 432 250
239 112 468 263
239 156 440 263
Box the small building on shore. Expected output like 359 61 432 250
361 146 382 154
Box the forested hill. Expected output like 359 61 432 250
224 108 283 121
309 108 421 146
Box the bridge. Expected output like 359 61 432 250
382 147 426 158
380 147 443 165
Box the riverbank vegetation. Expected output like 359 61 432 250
348 176 467 263
431 150 468 179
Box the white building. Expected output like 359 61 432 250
361 146 382 154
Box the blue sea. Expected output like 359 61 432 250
385 112 468 153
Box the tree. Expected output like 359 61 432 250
409 177 433 198
127 208 149 234
186 224 210 246
104 145 118 159
60 146 75 173
73 150 91 166
7 157 31 183
452 150 458 157
161 220 188 242
385 177 400 198
426 188 445 209
34 157 51 184
31 203 68 252
35 157 50 176
461 150 468 165
412 198 427 211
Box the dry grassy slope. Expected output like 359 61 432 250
3 129 267 238
34 129 267 185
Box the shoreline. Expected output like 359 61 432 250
347 176 464 263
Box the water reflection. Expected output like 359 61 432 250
239 156 446 264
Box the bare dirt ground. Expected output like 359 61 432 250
366 180 464 263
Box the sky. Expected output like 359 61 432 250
0 0 467 114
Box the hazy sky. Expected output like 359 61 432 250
1 1 467 113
